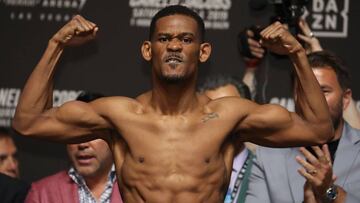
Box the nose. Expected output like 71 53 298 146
167 38 182 52
8 157 18 169
77 142 90 150
6 156 18 176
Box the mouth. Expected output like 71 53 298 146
76 154 95 165
5 171 17 178
164 54 183 66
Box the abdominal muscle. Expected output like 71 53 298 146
117 151 231 203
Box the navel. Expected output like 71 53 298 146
138 156 145 163
205 157 211 164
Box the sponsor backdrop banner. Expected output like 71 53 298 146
1 0 359 181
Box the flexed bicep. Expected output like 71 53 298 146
236 104 328 147
13 100 112 144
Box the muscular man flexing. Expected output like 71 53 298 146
13 5 333 203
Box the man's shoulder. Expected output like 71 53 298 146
91 96 145 114
26 170 77 202
341 122 360 143
96 96 140 106
205 96 256 114
31 170 71 188
347 122 360 135
0 173 29 190
256 146 293 160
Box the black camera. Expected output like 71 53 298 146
238 0 310 59
271 0 310 36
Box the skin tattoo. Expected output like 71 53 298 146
202 112 219 123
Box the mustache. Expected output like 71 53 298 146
164 52 184 62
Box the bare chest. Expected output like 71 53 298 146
109 112 238 202
115 112 236 156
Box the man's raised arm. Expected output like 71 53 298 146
12 15 110 143
237 22 333 147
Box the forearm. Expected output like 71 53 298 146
13 39 63 133
290 49 333 142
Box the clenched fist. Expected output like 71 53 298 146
51 15 98 47
260 22 303 55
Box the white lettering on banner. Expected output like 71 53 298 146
0 88 82 127
313 0 325 12
53 90 82 107
129 0 231 9
128 0 232 30
0 119 11 127
0 88 21 108
3 0 88 22
303 0 349 38
2 0 41 6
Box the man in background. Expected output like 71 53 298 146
0 127 29 203
0 127 20 178
245 51 360 203
25 92 122 203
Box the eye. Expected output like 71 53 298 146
0 155 7 162
182 37 193 44
158 37 169 43
321 88 330 94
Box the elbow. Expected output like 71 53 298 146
11 115 35 137
316 121 334 145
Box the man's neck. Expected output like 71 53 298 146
150 76 199 115
84 167 112 200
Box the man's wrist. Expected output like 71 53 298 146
289 46 306 57
49 37 63 48
322 184 338 203
289 47 307 63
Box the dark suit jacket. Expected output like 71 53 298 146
0 173 30 203
25 170 122 203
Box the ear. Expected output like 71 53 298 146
199 42 212 63
141 41 152 61
342 88 352 110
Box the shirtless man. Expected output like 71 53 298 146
12 5 333 203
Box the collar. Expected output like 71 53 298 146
232 149 249 172
68 164 116 185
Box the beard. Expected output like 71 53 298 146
330 99 343 130
159 73 186 84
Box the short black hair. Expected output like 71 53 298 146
307 50 351 90
198 74 251 100
291 51 351 90
0 127 12 139
149 5 205 42
76 92 105 103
